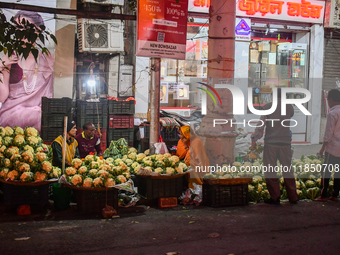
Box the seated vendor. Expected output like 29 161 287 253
177 126 210 188
75 122 102 158
52 120 79 168
176 126 189 160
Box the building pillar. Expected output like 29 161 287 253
197 0 237 165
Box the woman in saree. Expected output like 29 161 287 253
177 125 210 188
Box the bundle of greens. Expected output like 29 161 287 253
103 138 130 159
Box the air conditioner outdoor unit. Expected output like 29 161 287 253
84 0 124 5
78 19 124 53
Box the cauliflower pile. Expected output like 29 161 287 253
203 155 329 203
102 139 189 176
0 126 61 182
65 155 131 188
65 138 190 188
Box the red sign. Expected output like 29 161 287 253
237 0 324 23
137 0 189 60
188 0 324 23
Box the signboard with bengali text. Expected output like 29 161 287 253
188 0 325 24
137 0 189 59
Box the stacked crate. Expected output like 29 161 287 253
41 97 72 142
108 100 135 147
76 99 108 151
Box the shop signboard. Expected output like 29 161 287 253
237 0 325 23
324 0 340 28
136 0 189 60
188 0 325 24
235 18 251 41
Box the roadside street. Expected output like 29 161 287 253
0 199 339 255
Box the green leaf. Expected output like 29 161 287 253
50 34 57 44
31 49 39 61
39 34 45 44
23 48 30 59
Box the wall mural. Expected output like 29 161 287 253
0 3 56 132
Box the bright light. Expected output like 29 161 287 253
270 29 278 32
87 79 96 87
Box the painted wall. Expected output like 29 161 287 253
0 0 57 131
53 0 77 98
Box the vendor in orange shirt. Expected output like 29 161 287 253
176 125 210 188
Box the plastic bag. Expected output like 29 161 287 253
179 183 202 206
234 136 251 158
154 142 169 154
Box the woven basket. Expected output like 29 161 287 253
219 177 252 185
203 179 220 185
0 178 57 186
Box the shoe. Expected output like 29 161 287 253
313 196 327 202
264 198 280 205
329 196 338 202
289 200 298 204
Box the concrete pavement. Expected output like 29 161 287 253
0 200 340 255
292 143 322 159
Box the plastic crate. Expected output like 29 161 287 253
77 99 108 116
142 124 161 139
41 127 64 142
142 125 177 141
76 115 108 130
135 175 187 200
158 197 177 208
75 188 118 214
2 183 49 206
161 127 179 141
203 183 249 207
41 114 70 128
108 100 135 115
109 115 134 128
42 97 72 115
107 128 134 146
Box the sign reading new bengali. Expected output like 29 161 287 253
188 0 324 24
237 0 325 23
137 0 189 60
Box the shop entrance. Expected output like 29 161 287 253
248 41 309 141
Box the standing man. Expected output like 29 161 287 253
314 89 340 202
251 88 298 204
75 122 102 159
52 119 79 168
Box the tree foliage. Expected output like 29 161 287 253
0 8 57 68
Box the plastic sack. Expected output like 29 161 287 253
154 142 169 154
179 183 202 206
234 136 251 158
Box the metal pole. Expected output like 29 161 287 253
62 116 68 174
149 58 161 155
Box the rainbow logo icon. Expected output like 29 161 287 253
197 82 222 106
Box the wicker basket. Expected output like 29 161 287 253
203 177 252 186
203 183 249 207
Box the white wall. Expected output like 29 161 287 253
134 57 150 115
53 17 75 98
308 24 324 144
234 41 250 126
